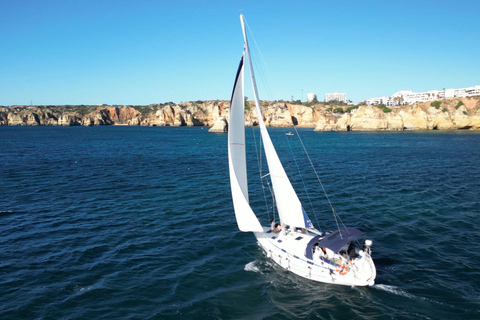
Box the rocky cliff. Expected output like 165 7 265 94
314 98 480 131
0 102 226 127
1 97 479 131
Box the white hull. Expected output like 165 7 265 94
254 227 376 286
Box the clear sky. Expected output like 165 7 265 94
1 0 479 106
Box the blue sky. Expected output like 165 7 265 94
1 0 479 105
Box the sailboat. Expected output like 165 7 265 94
228 14 376 286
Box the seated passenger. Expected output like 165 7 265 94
320 247 338 262
347 241 357 260
275 223 282 233
270 219 282 233
319 247 328 258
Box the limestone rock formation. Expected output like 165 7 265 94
263 103 293 127
384 112 404 130
350 105 388 131
149 106 175 126
7 112 25 126
315 98 480 131
0 111 7 125
38 110 58 125
287 104 317 127
313 114 338 131
402 105 429 130
208 116 228 133
58 114 81 126
471 108 480 130
451 105 471 129
97 107 140 125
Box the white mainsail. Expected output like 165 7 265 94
240 14 312 229
228 53 263 232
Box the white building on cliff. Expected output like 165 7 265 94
366 85 480 106
307 92 317 102
325 92 346 103
366 96 390 105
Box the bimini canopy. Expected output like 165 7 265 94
305 235 322 260
317 228 365 252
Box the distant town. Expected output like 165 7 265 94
309 85 480 106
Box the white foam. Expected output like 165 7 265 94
244 261 262 274
72 284 92 293
373 284 415 298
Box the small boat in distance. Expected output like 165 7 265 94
286 132 294 136
227 14 376 286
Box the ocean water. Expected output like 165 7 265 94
1 126 479 319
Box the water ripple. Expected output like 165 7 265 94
0 127 479 319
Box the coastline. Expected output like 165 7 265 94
1 97 479 131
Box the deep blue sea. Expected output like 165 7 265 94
1 126 479 319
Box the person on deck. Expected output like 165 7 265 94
270 219 282 233
347 241 357 261
275 224 282 233
320 247 335 260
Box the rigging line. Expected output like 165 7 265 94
266 180 277 221
260 131 277 222
245 21 318 228
249 46 273 101
291 125 347 234
244 17 278 101
282 127 321 230
261 142 277 222
251 124 271 222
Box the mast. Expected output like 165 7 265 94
240 14 313 229
240 15 261 116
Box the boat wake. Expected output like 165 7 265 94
373 284 415 298
244 261 263 274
